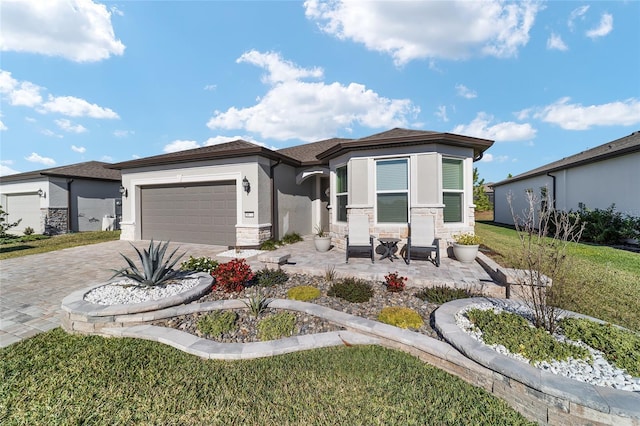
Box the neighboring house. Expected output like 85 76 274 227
109 128 493 252
492 131 640 226
0 161 122 235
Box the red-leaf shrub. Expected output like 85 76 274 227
212 258 254 292
384 271 407 293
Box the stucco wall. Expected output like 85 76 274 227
494 151 640 225
70 179 120 232
273 164 313 238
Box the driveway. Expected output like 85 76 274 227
0 240 225 348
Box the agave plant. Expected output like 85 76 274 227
111 239 185 287
243 291 271 318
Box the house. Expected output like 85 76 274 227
492 131 640 226
109 128 493 253
0 161 122 235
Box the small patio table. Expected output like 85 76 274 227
378 237 401 262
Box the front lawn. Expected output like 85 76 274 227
0 231 120 260
476 222 640 332
0 329 533 425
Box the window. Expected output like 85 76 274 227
336 165 348 222
376 158 408 223
442 158 463 223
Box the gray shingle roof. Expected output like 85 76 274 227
110 140 299 169
1 161 121 182
492 130 640 187
277 138 352 164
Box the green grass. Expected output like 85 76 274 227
0 329 534 425
0 231 120 260
476 222 640 332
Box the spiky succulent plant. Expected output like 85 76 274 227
111 239 185 286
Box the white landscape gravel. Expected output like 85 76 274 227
84 278 201 306
455 302 640 392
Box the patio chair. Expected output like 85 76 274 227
404 215 440 267
345 215 374 263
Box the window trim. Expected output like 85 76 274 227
442 157 464 224
335 164 348 223
375 157 409 224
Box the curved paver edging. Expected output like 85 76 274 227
61 273 213 317
434 297 640 421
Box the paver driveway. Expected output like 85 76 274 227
0 240 225 348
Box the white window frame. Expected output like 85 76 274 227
335 164 348 223
442 157 464 224
375 157 409 224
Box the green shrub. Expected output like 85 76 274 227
253 268 289 287
243 292 271 317
180 256 218 274
260 239 280 251
23 226 34 236
287 285 321 301
111 239 184 287
197 311 238 337
560 318 640 376
327 278 373 303
281 232 303 244
378 307 424 329
466 309 591 363
414 286 474 305
257 312 296 341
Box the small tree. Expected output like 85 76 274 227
473 168 492 212
0 205 22 238
508 191 584 334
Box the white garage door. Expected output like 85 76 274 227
140 181 237 246
6 194 41 234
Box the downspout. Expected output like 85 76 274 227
66 179 74 233
270 159 282 241
546 172 556 209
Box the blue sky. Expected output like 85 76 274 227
1 0 639 183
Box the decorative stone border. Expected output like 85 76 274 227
61 284 640 425
60 273 213 334
435 297 640 425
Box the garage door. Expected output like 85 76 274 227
140 181 236 246
6 194 41 234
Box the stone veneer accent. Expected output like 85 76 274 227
44 208 68 235
236 224 271 247
330 206 476 256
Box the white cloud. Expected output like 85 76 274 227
0 0 125 62
0 164 21 176
1 70 120 120
535 97 640 130
586 13 613 39
547 33 568 51
55 118 87 133
25 117 36 123
304 0 542 65
238 50 324 84
41 129 63 138
204 84 217 91
480 153 510 163
452 112 537 142
25 152 55 166
41 95 119 119
208 51 419 142
456 84 477 99
0 120 6 131
434 106 448 122
163 140 201 153
114 129 134 138
100 155 113 162
568 6 589 31
71 145 86 153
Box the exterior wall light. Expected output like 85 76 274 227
119 185 128 198
242 176 251 194
37 188 46 198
